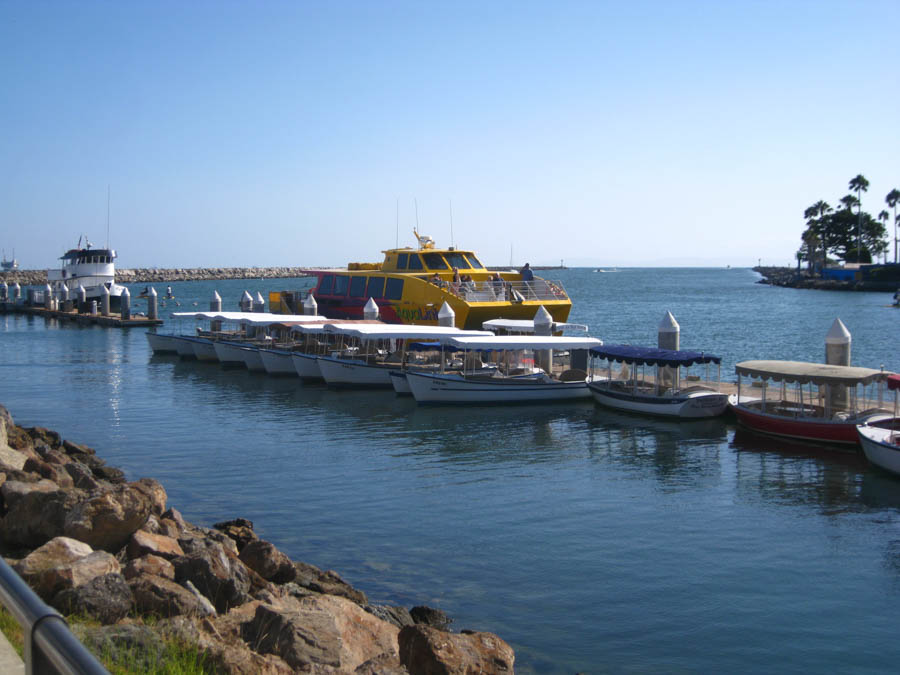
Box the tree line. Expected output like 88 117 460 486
799 174 900 270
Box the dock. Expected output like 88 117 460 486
0 302 162 327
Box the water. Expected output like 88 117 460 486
2 268 899 673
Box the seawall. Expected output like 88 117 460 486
754 266 899 292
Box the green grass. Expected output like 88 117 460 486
0 607 211 674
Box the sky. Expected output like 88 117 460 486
1 0 898 269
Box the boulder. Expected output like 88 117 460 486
157 518 181 539
411 605 453 631
129 478 167 516
0 445 27 471
172 540 252 613
183 580 217 617
64 461 102 491
124 554 175 581
238 540 295 584
161 507 187 531
293 561 368 605
1 480 82 548
37 550 121 601
34 445 69 465
26 426 62 449
23 457 74 488
129 573 215 618
214 518 258 552
92 465 127 484
0 405 13 446
241 594 399 672
13 536 93 581
52 572 133 624
398 625 515 674
127 530 184 561
355 652 409 674
366 604 415 629
63 483 154 552
5 425 35 453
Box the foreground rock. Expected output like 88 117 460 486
0 403 515 672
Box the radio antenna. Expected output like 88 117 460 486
449 199 454 248
414 198 419 231
106 184 111 248
395 198 399 248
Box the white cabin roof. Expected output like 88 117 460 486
447 335 602 351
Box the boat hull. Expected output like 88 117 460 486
214 341 250 366
588 384 728 418
407 371 590 404
858 421 900 475
190 338 219 362
145 332 179 355
730 402 886 446
241 347 265 372
291 352 322 381
317 356 396 388
171 336 198 358
389 370 411 395
260 349 299 376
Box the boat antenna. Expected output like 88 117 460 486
106 184 110 248
449 199 454 248
395 198 399 248
414 198 419 232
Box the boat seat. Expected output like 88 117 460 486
558 368 587 382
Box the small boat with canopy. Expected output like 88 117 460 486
857 374 900 474
731 360 894 446
587 345 728 418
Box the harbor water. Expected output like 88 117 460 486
2 267 899 673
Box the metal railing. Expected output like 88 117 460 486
0 557 108 675
450 279 569 303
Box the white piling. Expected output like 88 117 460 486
1 281 7 301
210 290 222 312
303 293 318 316
44 284 53 310
90 300 98 316
825 318 851 409
13 282 20 300
254 292 266 313
77 285 86 312
121 287 131 320
658 311 681 388
100 284 110 316
240 290 253 312
363 297 380 321
533 305 554 373
148 287 158 320
438 301 455 327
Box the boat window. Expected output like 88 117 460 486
385 277 404 300
444 252 471 269
318 275 334 295
421 253 449 270
464 253 485 269
333 275 350 296
367 276 385 298
397 253 408 270
349 276 367 298
407 254 424 270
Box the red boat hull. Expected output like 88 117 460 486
731 404 860 446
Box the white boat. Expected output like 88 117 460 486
587 344 728 418
857 374 900 475
1 250 18 271
47 237 127 309
213 341 250 366
241 346 266 372
190 337 219 362
259 348 299 376
315 324 495 389
169 335 198 358
145 331 180 355
406 334 602 404
292 351 323 380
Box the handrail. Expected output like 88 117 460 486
0 557 108 675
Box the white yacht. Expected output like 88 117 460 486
47 237 126 309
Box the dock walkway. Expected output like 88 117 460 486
0 303 162 328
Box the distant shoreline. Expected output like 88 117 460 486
753 266 899 292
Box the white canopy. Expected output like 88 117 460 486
447 335 602 351
331 324 494 341
735 360 892 386
482 318 589 333
172 311 328 325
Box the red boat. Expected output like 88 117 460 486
730 360 894 446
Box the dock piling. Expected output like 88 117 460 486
303 293 317 316
363 297 379 320
101 285 110 316
148 287 158 320
438 301 455 328
121 288 131 320
210 291 222 312
825 318 851 408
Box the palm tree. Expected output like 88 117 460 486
887 188 900 263
878 211 890 263
849 174 869 262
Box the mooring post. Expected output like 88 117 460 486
240 291 252 312
210 290 222 312
438 301 455 327
121 287 131 320
658 311 680 390
77 285 86 313
534 305 554 373
303 293 318 316
363 297 379 321
253 292 266 313
44 284 53 311
825 318 851 410
100 284 110 316
148 287 158 321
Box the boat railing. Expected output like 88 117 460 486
450 279 568 303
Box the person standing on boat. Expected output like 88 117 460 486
520 262 534 282
451 268 461 294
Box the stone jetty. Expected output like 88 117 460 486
0 267 316 287
0 405 514 673
754 266 899 292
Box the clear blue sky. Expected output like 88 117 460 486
2 0 898 269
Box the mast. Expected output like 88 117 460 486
106 184 111 249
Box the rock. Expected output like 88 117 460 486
13 536 93 581
37 550 121 601
0 405 13 446
411 605 453 631
127 530 184 561
129 478 167 516
238 540 295 584
63 483 154 552
23 457 74 488
355 652 409 674
398 624 515 674
62 439 96 458
172 540 252 613
161 507 187 531
5 425 35 453
366 604 415 629
52 572 133 624
180 527 239 556
293 561 368 605
241 594 400 672
124 554 175 581
92 464 126 484
183 580 217 617
63 461 101 491
34 445 69 466
129 573 215 618
214 518 258 552
26 427 62 449
1 479 82 548
0 445 27 471
157 518 180 539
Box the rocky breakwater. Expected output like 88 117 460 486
0 404 514 674
0 267 315 287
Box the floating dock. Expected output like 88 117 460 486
0 302 162 327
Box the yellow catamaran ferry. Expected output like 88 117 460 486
269 232 572 330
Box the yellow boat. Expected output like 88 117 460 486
268 232 572 330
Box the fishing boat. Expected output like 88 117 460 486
857 374 900 475
47 236 126 309
587 345 728 418
267 231 572 330
315 324 494 388
1 250 18 271
730 360 894 446
405 334 602 404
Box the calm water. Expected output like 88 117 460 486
2 268 899 673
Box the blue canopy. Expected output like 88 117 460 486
590 344 721 367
